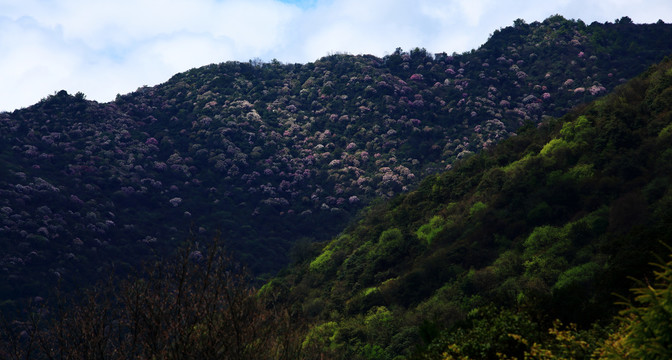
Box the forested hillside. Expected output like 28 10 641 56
266 54 672 359
2 16 672 360
1 16 672 309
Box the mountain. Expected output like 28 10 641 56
1 15 672 308
266 54 672 359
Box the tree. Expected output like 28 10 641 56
514 18 527 27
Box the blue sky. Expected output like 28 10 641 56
279 0 318 7
1 0 671 112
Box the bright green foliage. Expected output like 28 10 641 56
521 209 610 293
658 122 672 139
469 201 488 217
523 226 570 285
310 244 335 273
364 306 396 343
359 344 394 360
361 286 379 297
500 153 534 174
302 321 340 354
523 225 569 256
566 163 595 182
539 138 571 157
416 215 446 245
559 115 594 143
379 228 404 246
553 262 601 292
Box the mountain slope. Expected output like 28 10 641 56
266 55 672 359
1 16 672 307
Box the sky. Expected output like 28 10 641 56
1 0 671 112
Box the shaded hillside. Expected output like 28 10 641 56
266 55 672 359
1 16 672 306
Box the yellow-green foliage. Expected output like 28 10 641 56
500 153 533 173
257 278 280 297
335 233 352 246
416 215 446 245
364 306 395 343
511 250 672 359
302 321 339 351
658 123 672 139
600 249 672 359
523 208 608 288
469 201 488 217
523 225 570 283
547 163 596 188
362 286 379 297
309 236 352 273
553 262 601 291
523 225 565 257
508 321 594 359
364 306 393 328
539 138 570 157
566 163 594 181
538 116 595 161
559 115 592 141
309 245 335 273
379 228 403 244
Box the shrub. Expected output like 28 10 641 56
600 248 672 359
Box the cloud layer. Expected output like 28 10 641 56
1 0 670 111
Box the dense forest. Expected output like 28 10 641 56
264 52 672 359
1 15 672 359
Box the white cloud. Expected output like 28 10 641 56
457 0 492 26
0 0 670 111
0 16 85 109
